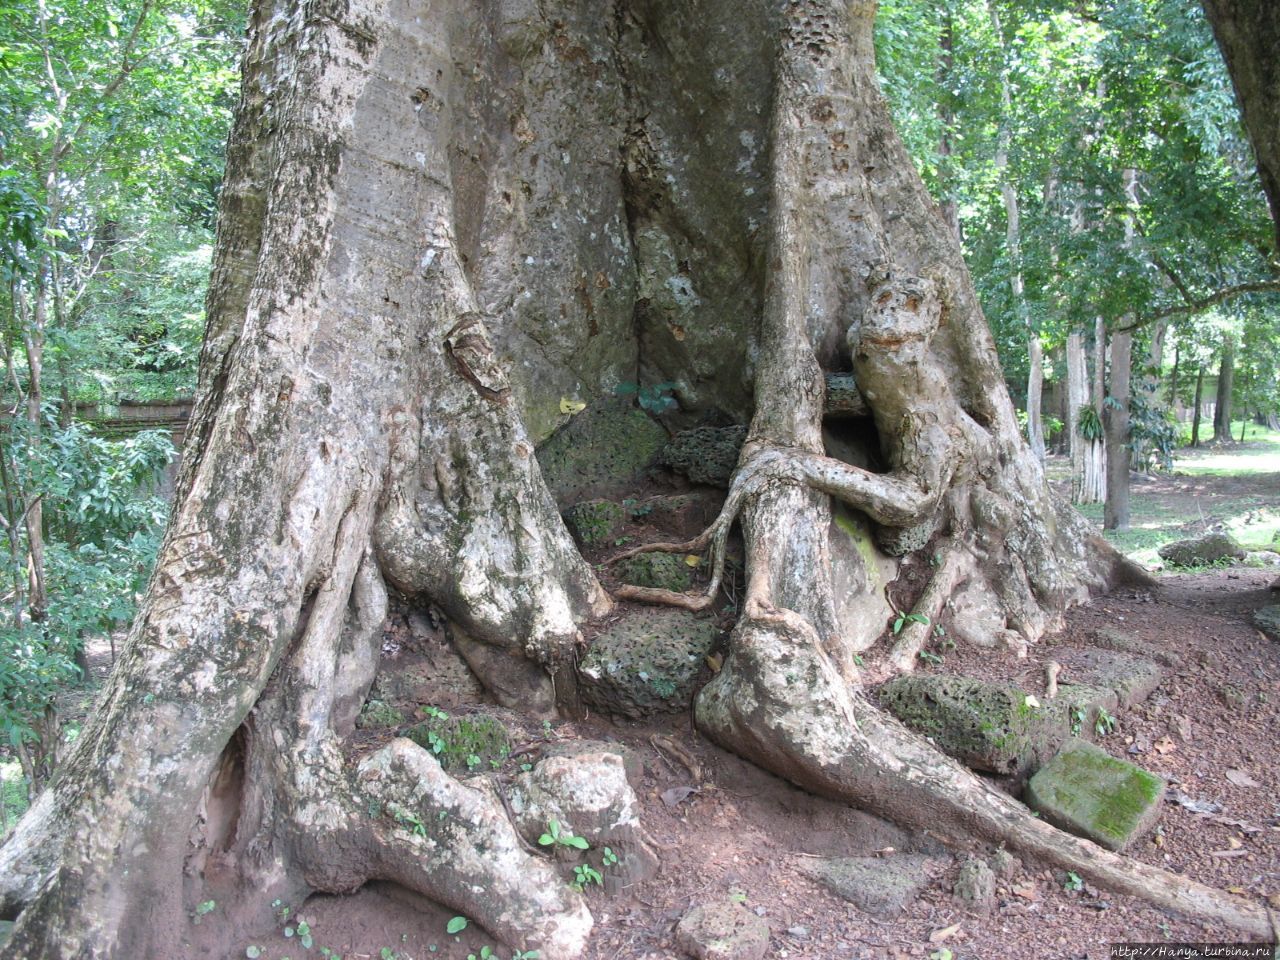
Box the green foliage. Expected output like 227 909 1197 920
537 819 589 851
1077 406 1103 442
891 612 929 635
446 916 468 935
571 863 603 891
404 709 511 774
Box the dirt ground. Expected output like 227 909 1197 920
228 568 1280 960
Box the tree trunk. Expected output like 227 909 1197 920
1068 328 1104 504
1104 329 1131 530
1213 336 1236 442
987 0 1042 463
936 12 960 238
2 1 1271 956
1192 365 1205 446
1202 0 1280 252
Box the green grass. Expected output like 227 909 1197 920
1173 421 1280 477
1071 422 1280 567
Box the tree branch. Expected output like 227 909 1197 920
1118 278 1280 333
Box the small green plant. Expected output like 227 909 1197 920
1063 871 1084 892
319 949 343 960
380 949 399 960
245 947 262 959
891 612 929 635
1077 406 1103 441
918 650 944 665
1095 707 1117 737
467 947 495 960
447 916 469 935
538 819 589 850
511 952 541 960
191 899 216 925
1071 706 1086 736
572 864 603 890
621 497 653 519
391 804 428 837
601 846 618 867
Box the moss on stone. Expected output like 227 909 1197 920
1024 741 1165 851
405 709 512 774
578 609 720 718
356 699 405 729
878 675 1066 776
658 425 747 487
537 399 668 504
563 499 627 549
612 552 694 592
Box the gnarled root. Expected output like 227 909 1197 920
697 615 1277 939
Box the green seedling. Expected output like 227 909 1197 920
538 819 589 850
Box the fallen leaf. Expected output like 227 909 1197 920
1024 694 1041 709
1154 736 1177 755
1012 882 1039 901
705 653 723 673
684 554 701 567
1170 792 1222 815
929 924 961 944
559 397 586 415
1228 886 1247 895
1225 769 1261 788
1228 836 1243 850
1210 849 1248 858
660 785 697 809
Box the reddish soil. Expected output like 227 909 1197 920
229 566 1280 960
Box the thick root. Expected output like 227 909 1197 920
697 617 1277 939
356 740 593 956
887 541 973 672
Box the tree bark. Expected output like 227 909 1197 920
1 1 1271 955
1104 330 1131 530
1192 364 1205 446
1213 335 1236 442
1068 329 1104 504
1202 0 1280 252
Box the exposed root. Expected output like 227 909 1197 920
355 740 592 955
697 617 1277 939
887 541 972 673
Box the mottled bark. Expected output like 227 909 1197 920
1 0 1269 956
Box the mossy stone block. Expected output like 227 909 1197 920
404 710 512 775
659 425 747 487
612 552 693 592
1157 533 1245 568
1024 741 1165 851
1254 604 1280 642
537 400 667 504
563 499 627 549
578 609 719 718
878 674 1067 777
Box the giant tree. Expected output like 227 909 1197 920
1 0 1275 957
